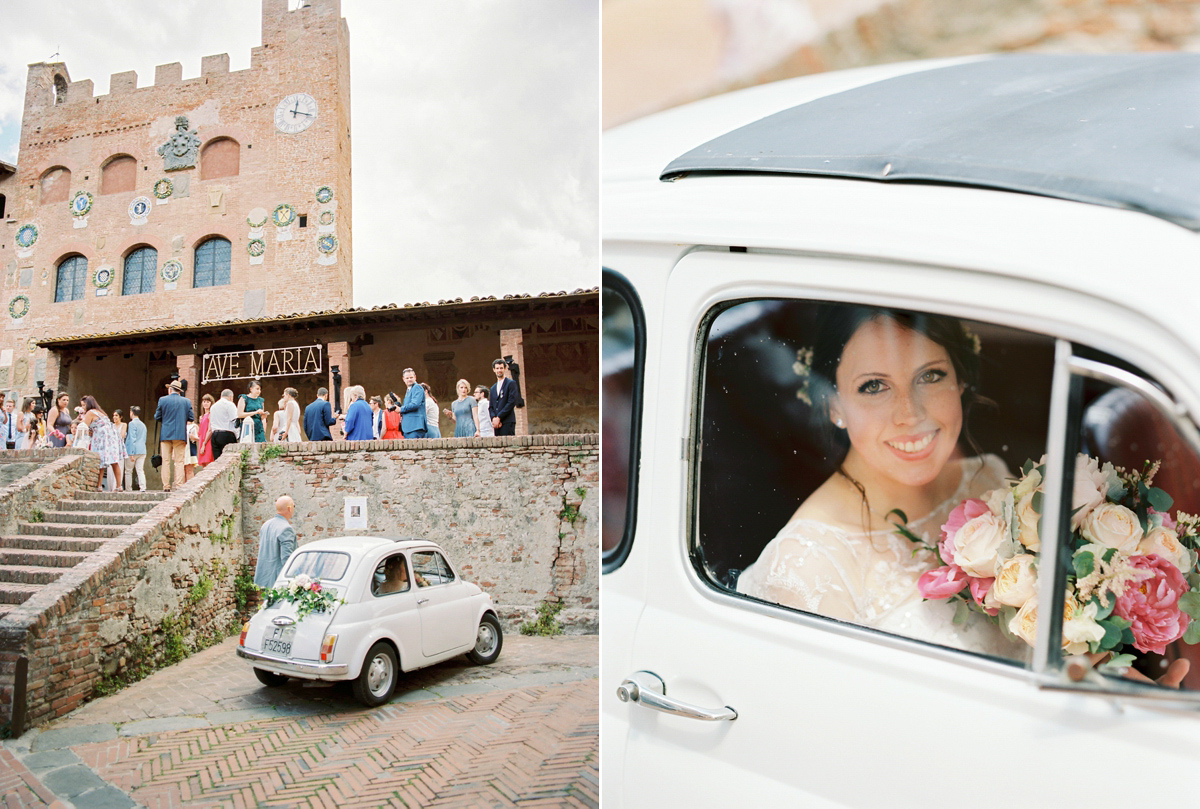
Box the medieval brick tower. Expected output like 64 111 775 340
0 0 352 401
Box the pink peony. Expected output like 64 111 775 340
1114 554 1191 654
969 576 999 616
309 582 322 592
941 498 990 563
918 565 969 600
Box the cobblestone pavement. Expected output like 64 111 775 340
1 634 598 808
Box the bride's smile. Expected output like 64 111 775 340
828 316 964 495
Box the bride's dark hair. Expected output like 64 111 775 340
809 304 986 459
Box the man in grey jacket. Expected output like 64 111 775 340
255 495 297 588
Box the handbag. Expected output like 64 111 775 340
150 420 162 469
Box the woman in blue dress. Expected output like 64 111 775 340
445 379 479 438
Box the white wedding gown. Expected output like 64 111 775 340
737 454 1027 660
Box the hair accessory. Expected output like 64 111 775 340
793 346 814 405
836 418 844 428
964 326 982 355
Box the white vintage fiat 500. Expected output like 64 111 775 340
237 536 501 706
604 53 1200 805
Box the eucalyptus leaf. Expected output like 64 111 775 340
1108 614 1132 631
953 601 970 626
1146 486 1174 513
1031 491 1044 515
998 606 1018 641
1185 622 1200 646
1102 547 1117 564
1100 653 1137 671
1022 459 1034 476
1073 551 1095 579
1098 619 1122 650
1122 627 1135 645
1179 591 1200 619
1091 594 1114 621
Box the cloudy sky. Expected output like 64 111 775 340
0 0 599 308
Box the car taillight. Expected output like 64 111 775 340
239 622 249 646
320 634 337 662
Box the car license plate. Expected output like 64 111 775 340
262 625 296 657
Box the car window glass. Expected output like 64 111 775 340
285 550 350 581
697 299 1056 665
372 554 411 596
1073 370 1200 691
602 270 645 571
411 551 453 586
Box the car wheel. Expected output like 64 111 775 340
352 641 398 707
466 613 503 665
254 668 289 687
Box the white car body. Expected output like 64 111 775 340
237 537 498 694
603 56 1200 806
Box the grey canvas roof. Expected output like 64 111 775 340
660 54 1200 231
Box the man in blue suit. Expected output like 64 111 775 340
304 387 336 441
399 368 427 438
489 359 518 436
153 380 194 491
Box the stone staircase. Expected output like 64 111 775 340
0 490 168 619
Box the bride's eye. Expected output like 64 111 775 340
919 369 948 384
857 378 886 395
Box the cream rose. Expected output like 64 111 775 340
1063 601 1105 656
993 554 1038 608
1071 454 1108 529
1139 525 1190 572
1015 492 1041 552
1080 502 1143 554
1012 466 1042 501
952 512 1010 578
1010 596 1039 647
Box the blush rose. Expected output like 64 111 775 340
1114 554 1190 655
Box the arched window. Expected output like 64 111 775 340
194 237 231 287
54 75 67 105
0 193 6 220
200 138 240 180
40 166 71 205
55 255 88 302
123 246 157 296
101 155 137 195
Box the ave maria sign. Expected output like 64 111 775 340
202 345 323 383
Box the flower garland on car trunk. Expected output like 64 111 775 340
261 573 342 620
909 453 1200 670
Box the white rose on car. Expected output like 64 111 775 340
1139 525 1190 572
1015 492 1041 552
1071 454 1108 529
993 554 1038 608
952 512 1010 578
1080 502 1143 554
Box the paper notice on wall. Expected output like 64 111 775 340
344 496 368 531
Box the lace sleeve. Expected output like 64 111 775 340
737 520 863 622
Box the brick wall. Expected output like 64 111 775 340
0 451 243 731
239 435 600 631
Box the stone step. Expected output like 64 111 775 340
0 583 42 605
0 547 90 568
42 510 142 526
16 522 123 538
0 565 66 585
0 535 107 554
70 491 167 502
56 499 157 514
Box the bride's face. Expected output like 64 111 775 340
828 317 964 489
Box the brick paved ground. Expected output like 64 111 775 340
1 635 597 808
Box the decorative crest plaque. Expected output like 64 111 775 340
157 115 200 171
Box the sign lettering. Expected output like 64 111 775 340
202 345 324 383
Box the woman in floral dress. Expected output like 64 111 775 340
80 395 126 491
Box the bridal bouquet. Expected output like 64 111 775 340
261 573 342 620
914 454 1200 666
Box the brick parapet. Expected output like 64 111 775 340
0 450 99 537
0 450 244 730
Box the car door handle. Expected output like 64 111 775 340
417 598 429 605
617 670 737 722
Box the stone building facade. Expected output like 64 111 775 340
1 0 352 406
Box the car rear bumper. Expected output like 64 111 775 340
237 646 350 677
